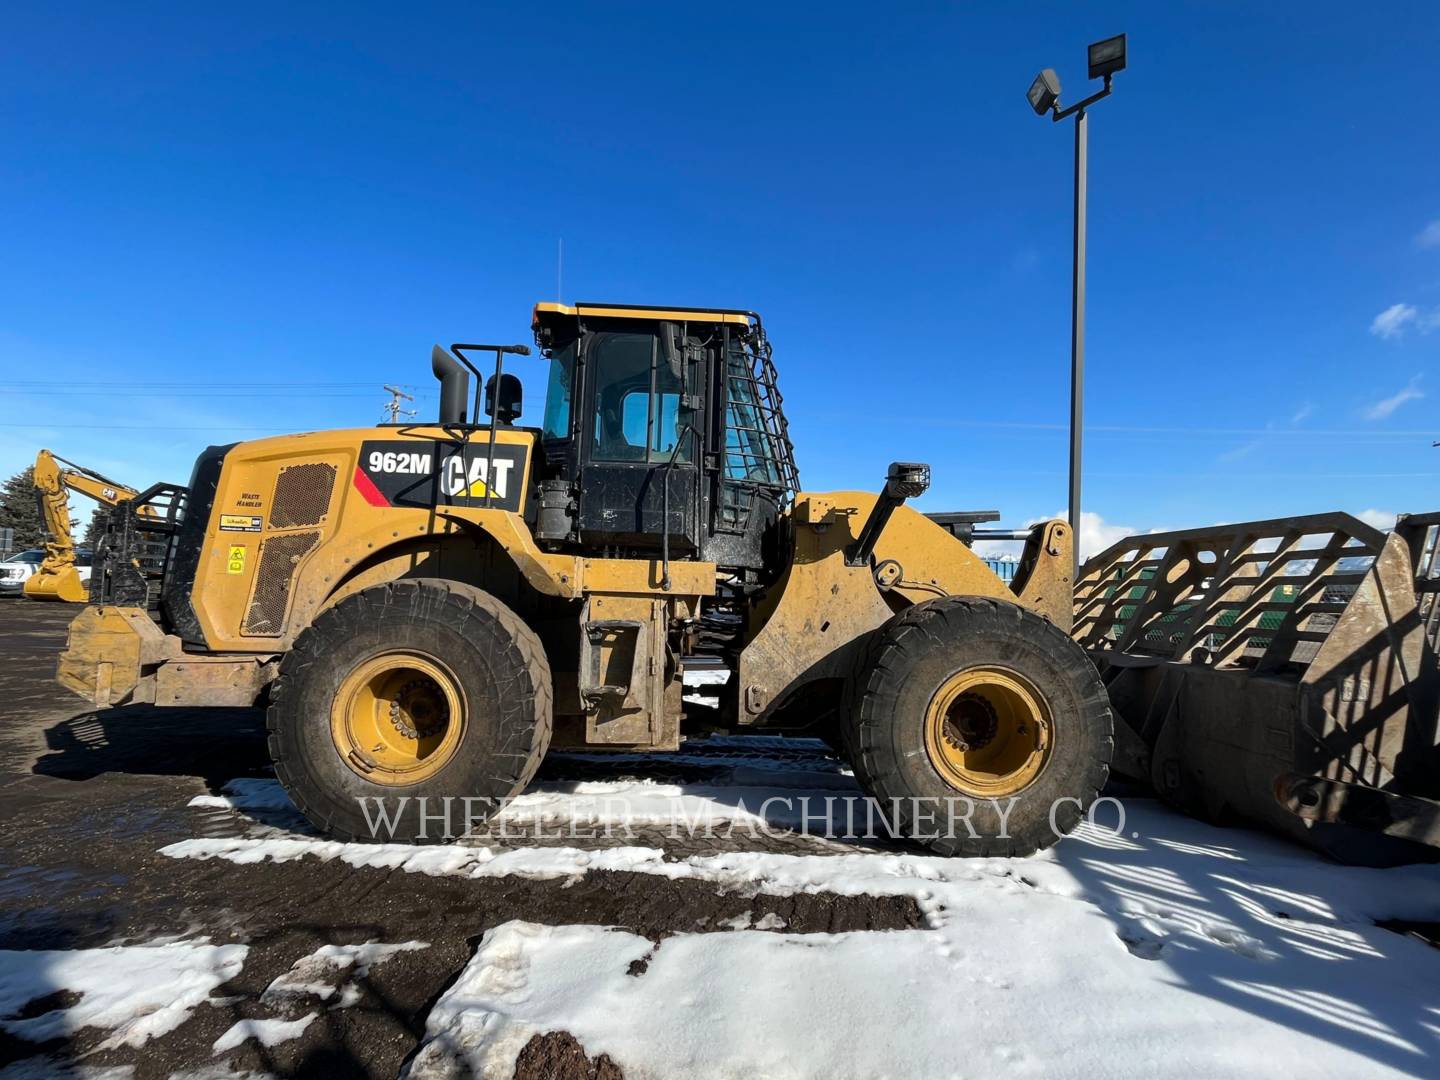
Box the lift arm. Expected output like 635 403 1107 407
26 449 151 602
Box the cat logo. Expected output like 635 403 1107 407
440 454 516 500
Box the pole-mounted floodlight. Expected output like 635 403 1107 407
1027 69 1061 116
1026 34 1126 571
1025 32 1125 123
1087 34 1127 80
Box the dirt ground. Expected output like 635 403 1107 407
0 601 919 1078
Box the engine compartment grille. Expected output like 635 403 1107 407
242 530 320 636
269 462 336 529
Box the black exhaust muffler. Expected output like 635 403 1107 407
431 344 470 425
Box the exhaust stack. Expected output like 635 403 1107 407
431 345 470 425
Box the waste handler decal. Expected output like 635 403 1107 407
354 439 528 512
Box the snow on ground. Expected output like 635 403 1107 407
408 913 1439 1080
404 808 1440 1080
189 773 857 838
681 667 729 707
188 777 299 813
0 1064 136 1080
263 940 429 1007
164 739 1440 1079
212 1012 317 1054
0 941 247 1049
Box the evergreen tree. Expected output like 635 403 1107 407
81 508 108 550
0 467 45 552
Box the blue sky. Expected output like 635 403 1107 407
2 3 1437 552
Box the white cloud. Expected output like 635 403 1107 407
1416 220 1440 249
1289 402 1314 424
1370 303 1417 340
1076 511 1139 559
1355 509 1397 531
970 537 1025 560
971 510 1137 563
1217 440 1260 463
1370 302 1440 340
1362 376 1424 420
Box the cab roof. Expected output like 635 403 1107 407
532 301 756 329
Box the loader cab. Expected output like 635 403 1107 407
530 303 798 574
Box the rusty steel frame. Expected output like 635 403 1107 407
1074 511 1440 865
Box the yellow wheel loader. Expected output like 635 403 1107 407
58 303 1112 854
25 450 155 602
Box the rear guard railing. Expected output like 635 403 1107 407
92 483 187 608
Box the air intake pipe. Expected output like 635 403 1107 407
432 345 470 425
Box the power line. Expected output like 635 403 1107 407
382 384 417 424
853 415 1440 439
0 423 321 431
0 381 405 388
2 391 425 400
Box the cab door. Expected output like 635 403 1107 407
576 323 702 553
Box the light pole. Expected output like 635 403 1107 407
1027 34 1126 567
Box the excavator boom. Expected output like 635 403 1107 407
25 450 149 602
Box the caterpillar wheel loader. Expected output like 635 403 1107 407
58 303 1112 855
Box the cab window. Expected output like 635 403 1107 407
541 339 577 440
723 345 782 484
590 330 694 463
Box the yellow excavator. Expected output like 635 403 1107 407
26 450 153 602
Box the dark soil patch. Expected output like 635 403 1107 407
514 1031 624 1080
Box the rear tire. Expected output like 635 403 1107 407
847 596 1112 857
267 578 552 843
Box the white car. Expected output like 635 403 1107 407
0 548 93 596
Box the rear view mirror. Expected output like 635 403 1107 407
485 373 523 424
660 322 683 379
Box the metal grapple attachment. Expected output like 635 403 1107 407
1073 511 1440 865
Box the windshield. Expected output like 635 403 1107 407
4 549 45 564
541 340 577 440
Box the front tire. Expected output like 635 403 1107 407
267 579 552 843
847 596 1112 857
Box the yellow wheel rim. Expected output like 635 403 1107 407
330 652 466 785
924 667 1052 796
